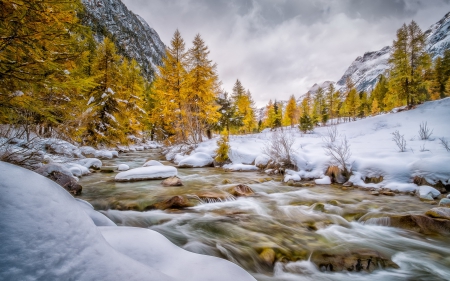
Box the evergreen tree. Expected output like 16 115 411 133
299 94 313 132
371 99 380 116
273 100 282 128
371 74 389 112
325 83 340 124
264 100 276 129
388 21 431 108
215 91 241 134
430 50 450 99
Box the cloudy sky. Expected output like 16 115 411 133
123 0 450 106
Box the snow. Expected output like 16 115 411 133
87 96 95 105
0 161 254 280
115 166 177 182
178 152 213 168
315 176 332 185
143 160 164 167
255 154 270 167
165 98 450 193
34 163 75 178
74 158 102 169
418 185 441 200
117 164 129 171
223 163 259 171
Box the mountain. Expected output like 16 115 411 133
315 11 450 95
80 0 166 80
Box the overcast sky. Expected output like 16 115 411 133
123 0 450 106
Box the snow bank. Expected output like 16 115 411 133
143 160 164 167
0 162 255 281
115 166 177 182
74 158 102 169
178 152 213 168
101 227 256 281
223 163 258 171
255 154 270 167
315 176 332 185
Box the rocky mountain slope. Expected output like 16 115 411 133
318 11 450 95
80 0 165 80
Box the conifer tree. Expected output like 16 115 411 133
388 21 431 108
371 74 389 112
325 84 340 124
285 95 298 128
273 101 282 128
185 34 220 142
215 91 241 134
371 99 380 116
232 80 256 133
264 100 276 129
430 50 450 99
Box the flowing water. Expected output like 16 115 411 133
78 149 450 281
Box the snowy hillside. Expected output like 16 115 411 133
81 0 165 79
310 11 450 95
171 98 450 194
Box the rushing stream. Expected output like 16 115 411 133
78 149 450 281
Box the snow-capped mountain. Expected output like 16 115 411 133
320 11 450 95
81 0 165 80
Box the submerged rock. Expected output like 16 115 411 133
311 249 398 272
390 214 450 235
197 190 235 203
227 184 254 197
153 196 191 210
161 176 183 187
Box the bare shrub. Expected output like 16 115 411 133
323 135 352 178
418 121 433 140
392 130 407 152
322 124 338 143
439 137 450 152
262 128 296 168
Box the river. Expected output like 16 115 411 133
78 149 450 281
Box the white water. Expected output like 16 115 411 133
78 149 450 280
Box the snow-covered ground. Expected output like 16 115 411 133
0 161 256 281
168 98 450 193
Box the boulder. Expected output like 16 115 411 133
439 198 450 207
153 196 191 210
364 176 384 184
226 184 254 197
47 171 82 196
259 248 276 266
417 185 440 200
311 249 398 272
390 214 450 235
161 176 183 187
325 166 346 184
425 207 450 220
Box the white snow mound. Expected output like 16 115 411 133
178 152 213 168
143 160 164 167
115 166 177 182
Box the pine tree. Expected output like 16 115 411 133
430 50 450 99
299 94 313 133
388 21 431 108
215 91 240 134
273 100 282 128
359 91 369 117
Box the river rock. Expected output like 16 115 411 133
197 190 234 203
390 214 450 235
382 191 395 196
153 196 191 210
370 191 380 196
439 198 450 207
425 207 450 220
311 249 398 272
161 176 183 187
47 171 82 196
417 185 441 200
227 184 254 197
259 248 276 266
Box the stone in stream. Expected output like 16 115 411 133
161 176 183 187
100 166 117 173
47 171 82 196
196 190 235 203
153 195 191 210
311 249 399 272
259 248 276 266
390 214 450 235
227 184 254 197
370 191 380 196
439 198 450 207
425 207 450 220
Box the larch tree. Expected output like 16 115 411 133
185 34 220 143
285 95 298 128
371 74 389 112
388 21 431 108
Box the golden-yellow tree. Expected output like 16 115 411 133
284 95 299 128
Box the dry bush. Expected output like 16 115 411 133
418 121 433 140
262 128 296 168
391 130 407 152
323 135 352 178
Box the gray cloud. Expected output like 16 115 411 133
123 0 450 106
